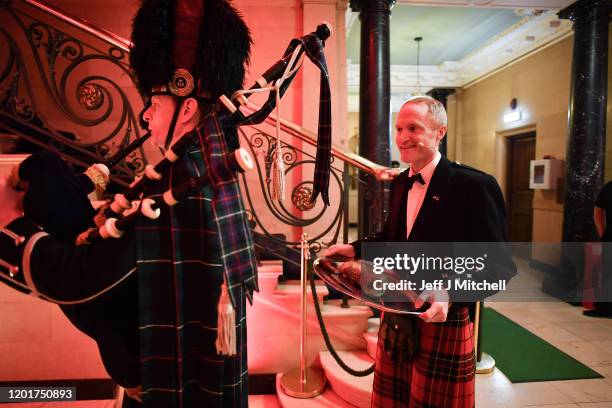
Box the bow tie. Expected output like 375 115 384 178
406 173 425 190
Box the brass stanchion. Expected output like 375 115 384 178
474 301 495 374
280 233 327 398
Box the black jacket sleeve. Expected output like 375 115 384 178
448 173 517 302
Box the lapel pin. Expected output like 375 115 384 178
432 195 440 201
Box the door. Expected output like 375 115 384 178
507 133 535 243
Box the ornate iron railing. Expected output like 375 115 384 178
238 124 347 267
239 104 386 267
0 0 150 186
0 0 389 267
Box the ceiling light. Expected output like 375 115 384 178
414 36 423 95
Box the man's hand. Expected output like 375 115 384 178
323 244 355 259
338 260 361 283
0 175 24 228
414 290 450 323
373 167 402 181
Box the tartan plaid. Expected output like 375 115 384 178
198 112 258 307
134 123 252 407
372 307 475 408
229 32 332 206
298 32 331 207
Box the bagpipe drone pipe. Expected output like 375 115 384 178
102 21 332 220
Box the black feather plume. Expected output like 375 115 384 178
194 0 252 99
129 0 251 99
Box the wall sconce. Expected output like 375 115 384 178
504 111 522 123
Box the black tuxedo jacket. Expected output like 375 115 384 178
352 156 517 305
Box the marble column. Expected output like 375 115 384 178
426 88 455 156
552 0 610 300
350 0 395 237
560 0 610 243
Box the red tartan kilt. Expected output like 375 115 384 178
372 306 475 408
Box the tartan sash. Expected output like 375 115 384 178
295 32 332 207
198 111 258 307
229 32 332 207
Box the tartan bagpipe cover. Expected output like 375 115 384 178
230 31 332 207
134 111 255 407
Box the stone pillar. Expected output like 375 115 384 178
548 0 610 301
350 0 395 237
426 88 455 156
560 0 610 243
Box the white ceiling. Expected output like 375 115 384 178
346 1 574 112
395 0 572 8
347 6 524 65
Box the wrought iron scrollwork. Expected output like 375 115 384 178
0 0 389 268
238 126 345 255
0 2 149 184
77 83 104 110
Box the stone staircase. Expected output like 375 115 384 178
274 319 378 408
247 261 373 375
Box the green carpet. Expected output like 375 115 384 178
481 307 603 383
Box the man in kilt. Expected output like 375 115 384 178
126 0 257 405
325 96 516 407
0 1 257 407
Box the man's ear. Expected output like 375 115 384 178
437 125 448 141
180 97 200 124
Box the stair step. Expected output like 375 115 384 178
275 373 354 407
259 260 284 274
249 394 282 408
319 350 374 408
475 367 522 408
248 284 371 374
273 279 329 300
257 260 284 293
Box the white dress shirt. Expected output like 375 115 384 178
406 151 441 238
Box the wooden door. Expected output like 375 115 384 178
507 133 535 243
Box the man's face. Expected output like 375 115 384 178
142 95 177 148
395 102 445 165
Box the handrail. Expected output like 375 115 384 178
19 0 386 177
242 102 385 176
23 0 131 51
